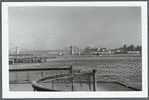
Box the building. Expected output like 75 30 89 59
9 54 47 63
83 46 109 55
99 48 107 52
127 51 140 54
63 45 83 55
83 46 101 54
9 59 14 64
9 54 35 59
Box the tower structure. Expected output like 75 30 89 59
70 45 74 55
16 46 19 54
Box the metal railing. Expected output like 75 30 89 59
9 67 72 84
9 66 141 91
31 69 97 91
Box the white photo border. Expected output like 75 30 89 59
2 1 148 98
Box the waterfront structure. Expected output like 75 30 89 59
127 51 140 54
83 46 108 54
9 54 46 63
63 45 83 55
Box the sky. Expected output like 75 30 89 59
9 7 141 50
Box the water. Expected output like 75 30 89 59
9 55 142 90
49 56 142 90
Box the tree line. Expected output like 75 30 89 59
118 44 142 53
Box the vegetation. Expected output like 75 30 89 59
119 44 142 53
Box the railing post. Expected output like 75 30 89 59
89 71 91 91
70 66 72 74
27 71 30 81
57 70 59 75
52 80 54 89
78 69 82 87
70 66 73 91
16 71 18 82
41 70 43 77
92 69 96 91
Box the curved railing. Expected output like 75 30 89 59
31 69 96 91
31 74 70 91
31 69 141 91
9 66 141 91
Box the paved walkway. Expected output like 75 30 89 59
10 82 135 91
10 84 33 91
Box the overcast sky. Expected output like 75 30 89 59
9 7 141 50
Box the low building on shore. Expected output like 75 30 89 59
127 51 140 54
9 54 47 63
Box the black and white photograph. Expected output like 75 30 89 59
2 2 148 98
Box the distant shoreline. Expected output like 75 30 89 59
47 54 141 62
